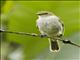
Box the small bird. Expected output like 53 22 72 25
36 11 64 52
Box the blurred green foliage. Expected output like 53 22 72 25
1 1 80 60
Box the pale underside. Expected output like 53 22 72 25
37 15 64 38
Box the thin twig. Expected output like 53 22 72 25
0 29 39 37
0 29 80 48
57 38 80 47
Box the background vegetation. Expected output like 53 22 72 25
1 1 80 60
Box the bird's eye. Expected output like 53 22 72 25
37 13 48 15
39 13 48 15
43 13 48 14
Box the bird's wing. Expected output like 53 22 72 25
58 19 64 36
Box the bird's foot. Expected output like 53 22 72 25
40 34 47 38
57 34 63 37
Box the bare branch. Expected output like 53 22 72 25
57 38 80 47
0 29 80 48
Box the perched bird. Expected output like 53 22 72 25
36 11 64 52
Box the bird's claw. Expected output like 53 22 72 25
40 34 47 38
57 34 63 37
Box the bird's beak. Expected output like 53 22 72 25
36 13 40 15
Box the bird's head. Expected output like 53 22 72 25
36 11 54 16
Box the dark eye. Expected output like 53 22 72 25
37 13 48 15
43 13 48 14
39 13 48 15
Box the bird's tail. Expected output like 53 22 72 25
49 38 60 52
